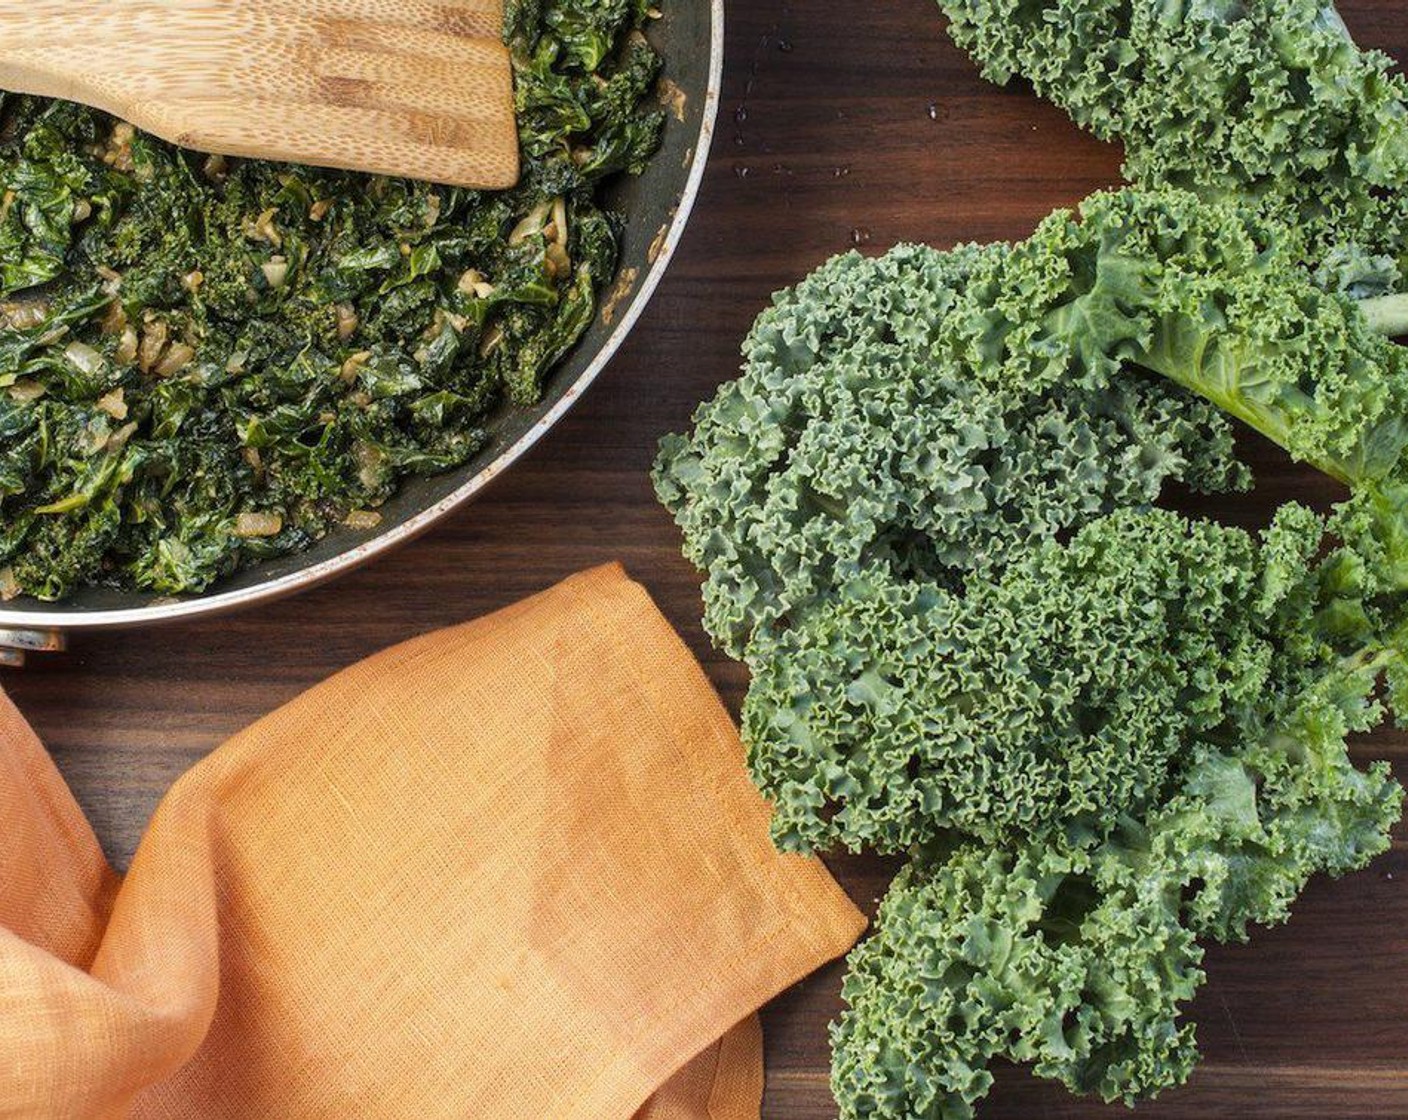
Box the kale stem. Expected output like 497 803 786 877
1359 293 1408 338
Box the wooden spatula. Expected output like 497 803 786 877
0 0 520 188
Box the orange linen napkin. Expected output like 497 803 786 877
0 565 866 1118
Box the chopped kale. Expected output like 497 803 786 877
0 0 665 600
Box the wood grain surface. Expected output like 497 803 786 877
0 0 518 187
6 1 1408 1116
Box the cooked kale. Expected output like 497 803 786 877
0 1 665 601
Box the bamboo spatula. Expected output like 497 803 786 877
0 0 520 188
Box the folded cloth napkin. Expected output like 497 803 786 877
0 565 865 1118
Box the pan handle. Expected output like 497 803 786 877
0 628 67 668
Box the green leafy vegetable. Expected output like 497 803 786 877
654 239 1248 659
661 184 1408 642
800 505 1406 1118
656 181 1408 1119
744 506 1398 856
935 0 1408 284
836 657 1402 1120
976 187 1408 589
0 0 665 601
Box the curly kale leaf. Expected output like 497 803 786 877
745 508 1319 854
664 185 1408 634
0 0 665 601
746 501 1408 856
992 187 1408 590
654 240 1248 658
834 843 1203 1120
936 0 1408 278
832 645 1403 1120
1025 189 1408 485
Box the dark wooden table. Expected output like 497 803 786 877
7 2 1408 1116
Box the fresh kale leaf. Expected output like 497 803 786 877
657 181 1408 1120
653 238 1248 658
936 0 1408 286
744 506 1396 856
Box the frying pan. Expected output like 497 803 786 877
0 2 724 665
